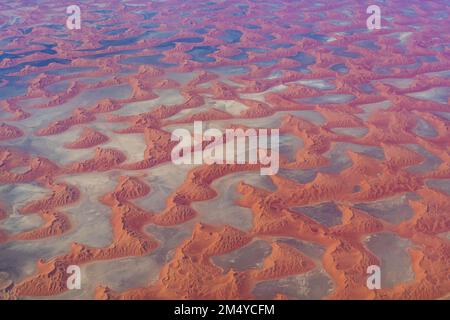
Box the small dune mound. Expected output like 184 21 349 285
65 127 108 149
0 123 23 141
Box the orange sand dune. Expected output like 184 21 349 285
12 176 158 297
0 0 449 301
0 149 60 183
36 108 95 136
13 211 71 241
64 127 109 149
65 148 126 173
20 182 80 214
0 123 23 141
89 99 122 113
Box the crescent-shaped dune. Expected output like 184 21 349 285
0 0 449 301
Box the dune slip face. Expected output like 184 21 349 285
0 0 449 300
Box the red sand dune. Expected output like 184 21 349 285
36 108 95 136
65 147 127 173
0 0 448 301
0 123 23 141
20 182 80 214
89 99 122 113
64 127 109 149
13 211 71 241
